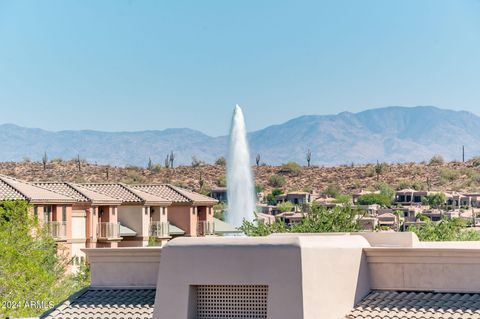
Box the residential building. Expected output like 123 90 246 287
275 191 313 205
209 187 227 202
130 184 218 237
80 183 172 247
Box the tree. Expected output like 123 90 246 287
256 154 261 167
239 204 360 236
422 193 447 208
277 201 294 212
192 156 205 167
335 194 352 205
266 189 283 205
357 193 392 207
42 151 48 170
409 217 480 241
268 174 286 188
306 149 312 167
169 151 175 168
324 184 341 198
376 182 395 202
215 156 226 166
0 200 89 318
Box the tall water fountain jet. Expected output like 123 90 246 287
226 105 255 227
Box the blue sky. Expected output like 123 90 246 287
0 0 479 136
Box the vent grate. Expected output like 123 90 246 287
196 285 268 319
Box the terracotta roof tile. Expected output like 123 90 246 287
81 183 144 203
131 184 217 204
345 290 480 319
0 175 75 203
41 288 155 319
35 182 122 205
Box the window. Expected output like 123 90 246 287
62 206 67 222
195 285 268 319
33 206 38 220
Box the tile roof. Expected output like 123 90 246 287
81 183 144 203
41 288 155 319
0 175 75 203
345 290 480 319
35 182 90 202
0 178 27 200
131 184 218 204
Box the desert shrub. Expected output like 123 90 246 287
279 161 302 176
215 156 226 166
191 156 205 167
335 194 352 204
471 156 480 167
429 154 445 165
357 193 392 207
268 174 286 188
397 180 412 190
439 168 460 182
324 184 341 198
255 184 264 194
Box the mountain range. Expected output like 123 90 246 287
1 106 479 166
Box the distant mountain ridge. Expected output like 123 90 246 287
1 106 479 166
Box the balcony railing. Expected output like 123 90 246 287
97 222 120 240
150 221 170 238
197 220 215 236
46 221 67 240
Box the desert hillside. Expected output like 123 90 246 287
1 158 480 196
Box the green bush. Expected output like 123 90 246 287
409 217 480 241
277 201 294 212
439 168 460 182
421 193 447 208
357 193 392 207
324 184 341 198
215 156 226 166
266 189 283 205
279 161 302 176
268 174 286 188
240 205 360 236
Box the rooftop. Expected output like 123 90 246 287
41 288 155 319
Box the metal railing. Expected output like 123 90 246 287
97 222 120 239
150 221 170 238
197 220 215 236
46 221 67 239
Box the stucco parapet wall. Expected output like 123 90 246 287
365 246 480 292
269 231 420 247
83 247 161 288
154 235 371 319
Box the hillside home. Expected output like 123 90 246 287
376 212 399 229
446 191 470 208
80 183 173 247
130 184 218 237
0 175 76 259
34 182 123 257
275 191 312 205
394 189 439 205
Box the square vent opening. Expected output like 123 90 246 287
194 285 268 319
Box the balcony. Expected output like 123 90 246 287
150 221 170 238
97 222 121 240
197 220 215 236
46 221 67 240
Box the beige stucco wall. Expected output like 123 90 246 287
153 235 370 319
83 247 161 288
168 205 196 236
